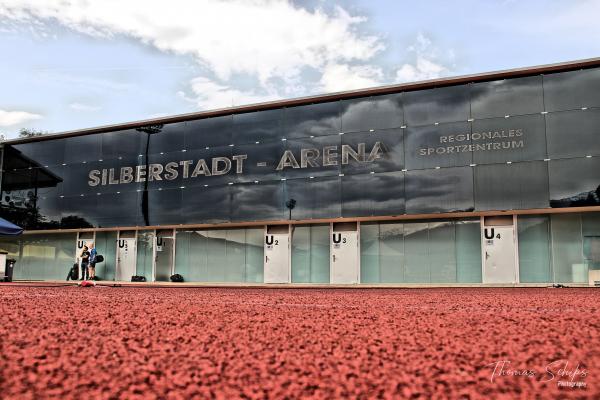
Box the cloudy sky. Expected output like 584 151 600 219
0 0 599 138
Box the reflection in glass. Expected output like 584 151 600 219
518 215 551 283
283 134 342 178
284 176 341 220
403 85 470 126
233 109 284 144
471 114 547 164
405 121 472 169
174 229 263 282
284 101 340 138
551 214 587 283
340 93 403 133
474 161 549 211
549 157 600 208
341 172 404 217
543 68 600 112
230 181 285 222
341 129 404 175
405 167 474 214
186 115 234 149
470 76 543 119
291 224 329 283
546 109 600 159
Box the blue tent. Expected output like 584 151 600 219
0 217 23 236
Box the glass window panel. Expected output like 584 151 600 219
518 215 551 283
546 109 600 159
284 176 341 220
284 101 341 138
292 225 310 283
291 224 329 283
11 139 66 168
102 129 142 161
543 68 600 112
341 128 404 175
181 145 234 188
405 121 472 170
233 109 284 144
403 222 429 282
225 229 246 282
95 191 140 228
136 231 154 280
379 223 405 283
429 222 456 283
406 166 474 214
181 185 231 224
551 214 586 283
341 94 403 133
340 97 374 133
341 172 405 218
360 223 380 283
549 157 600 208
471 114 546 164
206 230 227 282
8 233 76 280
186 115 234 149
94 231 117 281
174 230 192 279
230 181 285 222
474 161 549 211
64 134 103 164
245 228 264 283
61 194 98 228
404 85 470 126
471 76 544 118
310 224 329 283
145 188 182 226
283 134 341 179
146 122 186 155
455 220 482 283
233 140 286 183
175 231 209 281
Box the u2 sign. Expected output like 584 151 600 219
265 235 279 250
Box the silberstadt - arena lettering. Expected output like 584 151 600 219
88 142 386 186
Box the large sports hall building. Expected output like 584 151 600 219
1 58 599 285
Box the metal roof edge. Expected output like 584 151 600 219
4 56 600 145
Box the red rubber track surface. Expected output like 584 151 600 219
0 287 599 399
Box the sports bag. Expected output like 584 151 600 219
95 254 104 263
170 274 184 282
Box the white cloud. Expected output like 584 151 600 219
395 56 448 83
69 102 101 111
179 77 281 109
0 109 42 127
0 0 384 87
395 33 451 83
319 63 384 92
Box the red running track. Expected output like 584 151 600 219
0 286 599 399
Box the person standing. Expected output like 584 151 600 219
88 243 97 280
80 245 90 281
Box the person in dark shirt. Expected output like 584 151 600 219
80 245 90 281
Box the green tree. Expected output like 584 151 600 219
18 128 48 138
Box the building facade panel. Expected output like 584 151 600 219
1 61 600 285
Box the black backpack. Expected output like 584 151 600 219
66 263 79 281
95 254 104 263
170 274 184 282
131 275 146 282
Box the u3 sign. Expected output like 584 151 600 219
332 233 347 249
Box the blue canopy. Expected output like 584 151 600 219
0 217 23 236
